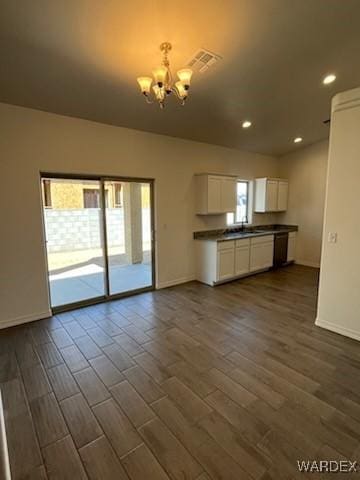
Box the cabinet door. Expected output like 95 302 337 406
249 244 264 272
217 249 235 281
277 181 288 211
250 242 274 271
266 180 278 212
235 246 250 275
207 176 222 213
287 233 296 261
262 242 274 268
221 177 237 213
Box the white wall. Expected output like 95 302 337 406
278 140 328 267
316 87 360 341
0 102 281 328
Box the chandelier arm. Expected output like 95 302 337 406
167 65 173 89
172 86 181 101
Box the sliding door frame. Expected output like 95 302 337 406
40 172 156 314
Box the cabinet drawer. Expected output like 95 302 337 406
250 234 274 245
235 238 250 248
217 240 235 251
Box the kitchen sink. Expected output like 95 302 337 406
224 230 265 237
221 229 272 239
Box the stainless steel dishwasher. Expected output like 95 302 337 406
273 232 289 268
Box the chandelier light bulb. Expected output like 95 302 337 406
177 68 193 89
153 85 165 102
137 77 153 94
175 81 188 99
152 66 168 87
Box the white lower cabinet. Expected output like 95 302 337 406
196 235 274 286
217 248 235 281
235 239 251 276
287 232 296 262
249 244 266 272
249 236 274 272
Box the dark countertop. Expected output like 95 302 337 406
194 224 298 242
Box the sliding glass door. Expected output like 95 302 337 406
41 177 106 308
104 181 153 295
41 175 154 311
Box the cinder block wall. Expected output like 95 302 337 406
44 208 150 252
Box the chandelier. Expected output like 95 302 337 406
137 42 193 108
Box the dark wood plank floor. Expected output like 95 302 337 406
2 265 360 479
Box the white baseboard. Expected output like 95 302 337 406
157 275 196 289
295 260 320 268
0 310 52 330
315 317 360 342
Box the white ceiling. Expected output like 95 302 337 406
1 0 360 155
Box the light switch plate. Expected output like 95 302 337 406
328 232 338 243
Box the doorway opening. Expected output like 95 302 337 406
40 174 155 312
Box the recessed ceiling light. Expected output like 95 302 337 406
294 137 303 144
323 73 336 85
242 120 252 129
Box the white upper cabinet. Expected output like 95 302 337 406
221 177 237 213
277 181 289 212
195 174 237 215
207 176 222 213
255 178 289 212
266 180 278 212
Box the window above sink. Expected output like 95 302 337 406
226 180 251 226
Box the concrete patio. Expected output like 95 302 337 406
44 203 152 307
49 257 152 307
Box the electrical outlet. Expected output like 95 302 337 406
328 232 338 243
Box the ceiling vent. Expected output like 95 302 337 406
187 48 222 73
